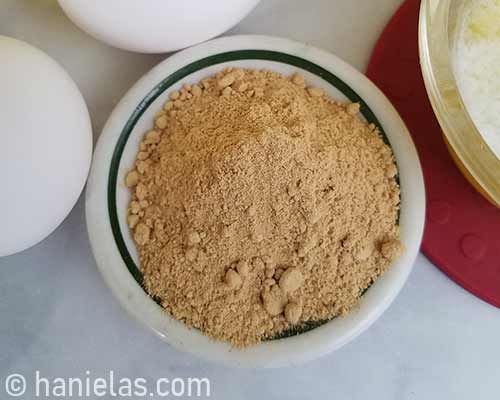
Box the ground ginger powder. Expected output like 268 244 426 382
125 68 403 347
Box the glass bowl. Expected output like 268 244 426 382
419 0 500 207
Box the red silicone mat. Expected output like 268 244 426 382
366 0 500 307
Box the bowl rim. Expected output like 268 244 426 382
86 34 425 368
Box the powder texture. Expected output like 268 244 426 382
125 68 402 347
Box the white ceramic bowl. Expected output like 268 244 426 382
86 35 425 368
58 0 260 53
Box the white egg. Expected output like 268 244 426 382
0 36 92 257
58 0 260 53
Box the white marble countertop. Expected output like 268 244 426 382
1 1 499 399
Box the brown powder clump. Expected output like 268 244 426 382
125 68 403 347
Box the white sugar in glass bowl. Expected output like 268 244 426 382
86 35 425 367
58 0 261 53
419 0 500 207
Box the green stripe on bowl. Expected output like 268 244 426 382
107 50 396 335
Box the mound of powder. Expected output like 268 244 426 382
125 68 403 347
